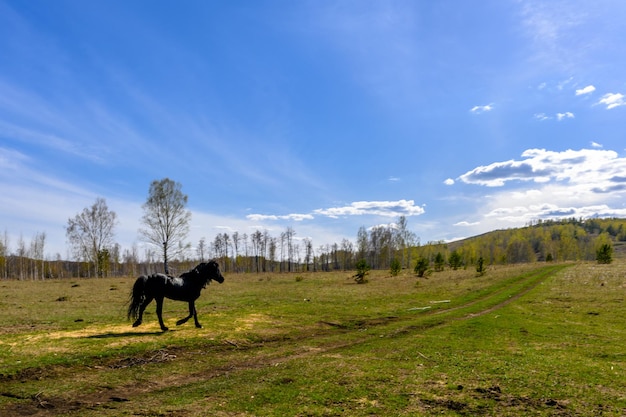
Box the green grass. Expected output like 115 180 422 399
1 262 625 415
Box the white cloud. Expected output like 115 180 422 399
557 77 574 90
519 2 589 69
369 222 399 232
535 112 574 121
470 104 494 114
458 148 626 189
454 221 479 227
456 147 626 234
246 213 314 222
444 178 455 185
575 85 596 95
246 199 426 223
314 199 425 218
597 93 625 109
591 141 603 148
510 189 542 200
484 201 626 224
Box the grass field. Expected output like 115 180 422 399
1 261 625 416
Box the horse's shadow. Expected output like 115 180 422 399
86 331 166 339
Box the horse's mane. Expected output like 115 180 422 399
179 266 201 280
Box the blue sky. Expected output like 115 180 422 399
2 0 626 259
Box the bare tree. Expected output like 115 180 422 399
30 232 46 279
139 178 191 274
66 197 117 277
357 226 368 262
110 243 120 276
123 244 139 277
222 233 231 272
16 234 26 280
212 234 227 265
251 230 262 273
340 238 354 270
268 235 276 272
197 237 207 261
303 238 313 271
284 227 296 272
232 231 240 272
241 233 249 271
0 230 9 279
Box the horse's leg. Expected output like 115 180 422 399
132 296 153 327
192 301 202 328
155 297 168 331
176 302 194 326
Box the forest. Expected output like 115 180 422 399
0 216 624 280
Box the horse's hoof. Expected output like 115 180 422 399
132 321 141 327
161 327 169 331
195 324 203 329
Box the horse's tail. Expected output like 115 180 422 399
127 276 147 321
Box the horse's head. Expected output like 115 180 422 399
195 260 225 284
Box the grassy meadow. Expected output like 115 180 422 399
0 261 625 416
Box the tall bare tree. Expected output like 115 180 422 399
139 178 191 274
303 238 313 271
17 234 26 280
197 237 207 262
284 226 296 272
66 197 117 277
0 230 9 279
30 232 46 279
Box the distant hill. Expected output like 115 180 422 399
441 217 626 264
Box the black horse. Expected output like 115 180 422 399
127 261 224 331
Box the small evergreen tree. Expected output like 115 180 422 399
434 252 445 272
390 258 401 276
476 256 486 276
353 259 370 284
448 250 463 270
596 243 613 264
414 257 429 278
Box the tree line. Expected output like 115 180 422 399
1 176 625 280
